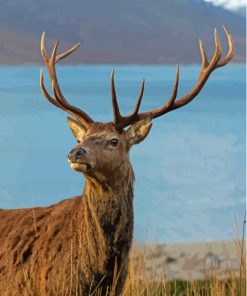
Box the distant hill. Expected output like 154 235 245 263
0 0 245 64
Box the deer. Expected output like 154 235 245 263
0 27 234 296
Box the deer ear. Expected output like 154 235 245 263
126 117 152 148
67 117 87 142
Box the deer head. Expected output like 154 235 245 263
40 27 234 179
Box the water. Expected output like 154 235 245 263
0 64 245 243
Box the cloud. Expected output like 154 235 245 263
203 0 246 10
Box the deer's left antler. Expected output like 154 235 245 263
111 26 234 130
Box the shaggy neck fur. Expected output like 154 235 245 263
76 160 135 293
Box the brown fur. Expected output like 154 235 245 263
0 119 151 295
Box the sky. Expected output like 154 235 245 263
203 0 246 10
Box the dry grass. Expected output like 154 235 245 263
123 253 245 296
5 240 246 296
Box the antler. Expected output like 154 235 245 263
112 26 234 130
40 32 94 127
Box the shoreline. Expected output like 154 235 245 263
131 239 243 280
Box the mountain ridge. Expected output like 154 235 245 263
0 0 245 64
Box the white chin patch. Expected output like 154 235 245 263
70 163 88 172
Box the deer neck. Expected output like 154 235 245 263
78 159 135 240
83 160 135 227
75 160 134 279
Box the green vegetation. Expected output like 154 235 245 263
123 278 245 296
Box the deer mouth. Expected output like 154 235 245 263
69 161 92 172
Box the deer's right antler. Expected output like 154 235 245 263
40 33 94 128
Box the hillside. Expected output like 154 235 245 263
0 0 245 64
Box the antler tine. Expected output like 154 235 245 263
114 27 234 129
40 68 62 108
162 65 180 109
199 39 209 69
148 65 180 119
131 79 145 116
50 41 71 106
207 29 222 70
51 41 59 65
40 32 48 63
40 32 94 126
217 25 235 67
56 43 81 63
111 70 122 124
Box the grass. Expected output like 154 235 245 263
123 264 245 295
122 244 246 296
122 214 246 296
123 278 244 296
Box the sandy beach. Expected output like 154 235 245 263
131 240 242 280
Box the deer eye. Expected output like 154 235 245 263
110 138 118 147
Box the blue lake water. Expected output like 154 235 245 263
0 64 245 243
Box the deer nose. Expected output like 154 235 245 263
75 148 86 158
68 147 87 162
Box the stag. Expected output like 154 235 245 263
0 27 234 295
